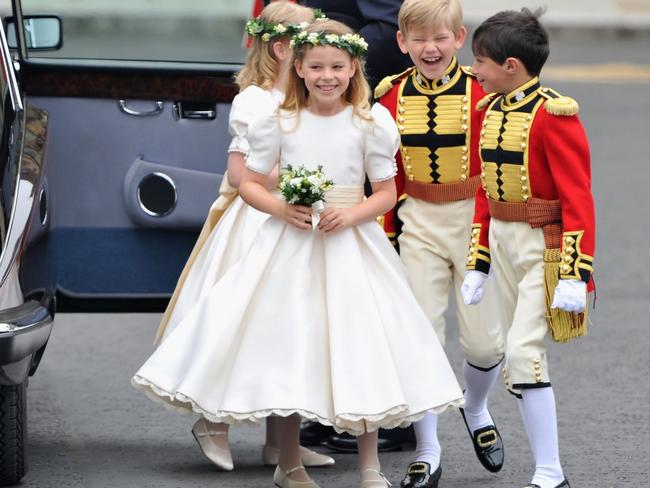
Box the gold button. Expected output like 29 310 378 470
534 358 541 363
521 142 527 149
398 117 405 123
521 133 527 140
471 238 477 244
522 195 529 202
480 172 485 179
524 124 529 130
408 175 414 181
398 126 404 132
402 147 408 154
480 130 486 136
461 155 468 162
399 107 406 114
562 264 571 272
461 165 467 172
526 115 532 121
564 255 572 263
462 96 468 103
399 97 406 104
460 174 467 181
482 120 488 127
462 146 468 153
405 156 411 161
406 164 412 170
479 140 484 146
521 185 528 192
461 115 468 122
565 236 574 244
520 166 527 174
542 88 548 92
481 163 486 169
462 106 469 112
565 246 574 254
486 191 491 198
472 228 480 236
521 175 527 182
467 256 474 264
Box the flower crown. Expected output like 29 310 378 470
289 31 368 58
245 10 326 43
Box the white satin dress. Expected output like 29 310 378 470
155 85 283 343
133 103 464 435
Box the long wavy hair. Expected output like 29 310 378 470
281 20 372 122
235 1 315 91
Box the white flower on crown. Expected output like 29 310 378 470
289 39 296 48
299 21 310 29
297 31 308 40
262 33 271 42
325 34 339 44
274 24 287 34
307 32 320 45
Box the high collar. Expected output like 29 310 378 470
502 77 540 107
414 57 460 91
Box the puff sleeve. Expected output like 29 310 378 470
245 108 282 175
364 103 400 182
228 86 281 156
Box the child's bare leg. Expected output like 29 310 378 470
357 430 387 485
277 415 311 482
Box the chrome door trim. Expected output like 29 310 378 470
0 15 24 112
118 100 164 116
0 105 48 292
136 171 178 217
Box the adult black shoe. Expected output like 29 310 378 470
524 479 570 488
400 462 441 488
459 407 504 472
324 427 416 453
299 421 336 446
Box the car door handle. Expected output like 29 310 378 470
173 102 217 120
118 100 164 116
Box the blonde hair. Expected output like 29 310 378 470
398 0 463 35
282 20 371 121
235 1 315 91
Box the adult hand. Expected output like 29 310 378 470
551 279 586 313
460 271 488 305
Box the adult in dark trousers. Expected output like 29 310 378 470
296 0 416 454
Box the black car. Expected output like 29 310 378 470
0 0 254 483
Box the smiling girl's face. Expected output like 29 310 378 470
295 45 356 115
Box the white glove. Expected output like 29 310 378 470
551 279 586 313
461 271 488 305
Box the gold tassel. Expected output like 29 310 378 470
544 248 588 343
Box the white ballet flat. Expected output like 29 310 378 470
263 445 335 467
191 418 234 471
360 468 392 488
273 466 321 488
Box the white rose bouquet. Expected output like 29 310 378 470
279 164 333 207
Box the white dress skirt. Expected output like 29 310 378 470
133 104 464 435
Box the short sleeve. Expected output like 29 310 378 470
228 86 280 156
245 109 281 175
364 103 400 182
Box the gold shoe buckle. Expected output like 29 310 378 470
476 429 497 448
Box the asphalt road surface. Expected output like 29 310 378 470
20 36 650 487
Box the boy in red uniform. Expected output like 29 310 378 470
375 1 505 486
461 8 595 488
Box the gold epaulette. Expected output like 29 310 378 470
538 87 579 116
460 65 475 77
373 67 415 99
476 92 499 111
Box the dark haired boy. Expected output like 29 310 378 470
461 8 595 488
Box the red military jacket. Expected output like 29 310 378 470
466 77 595 285
374 57 486 245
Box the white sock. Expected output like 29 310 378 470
413 412 440 473
519 387 565 487
462 361 499 433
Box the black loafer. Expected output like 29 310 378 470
459 407 504 472
400 462 441 488
524 479 570 488
324 428 416 453
299 421 336 446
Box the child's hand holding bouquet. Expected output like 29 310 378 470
279 164 333 229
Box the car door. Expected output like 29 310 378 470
12 0 253 312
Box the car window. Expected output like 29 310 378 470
19 0 253 64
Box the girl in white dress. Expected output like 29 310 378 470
133 20 464 488
150 1 333 472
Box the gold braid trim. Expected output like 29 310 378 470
544 248 588 343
